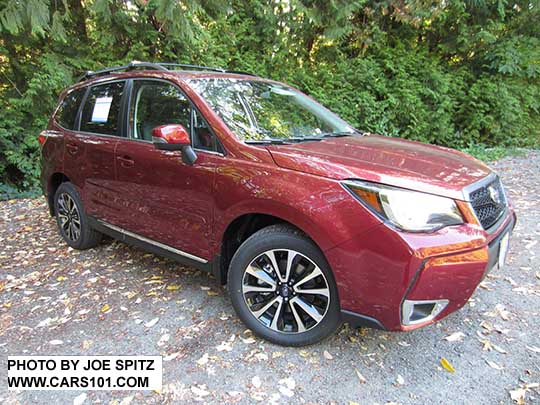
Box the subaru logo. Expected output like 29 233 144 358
488 185 501 204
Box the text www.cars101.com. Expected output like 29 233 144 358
7 356 162 391
8 375 150 390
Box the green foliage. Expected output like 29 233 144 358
462 144 527 162
0 0 539 193
0 183 41 201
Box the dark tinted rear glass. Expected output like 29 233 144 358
55 87 86 130
80 81 125 136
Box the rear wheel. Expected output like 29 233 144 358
228 225 340 346
54 182 102 250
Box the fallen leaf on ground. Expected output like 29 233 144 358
73 392 87 405
196 353 209 366
440 357 455 373
279 386 294 398
395 375 405 386
191 385 210 397
101 304 110 312
444 332 465 342
252 376 262 389
486 360 504 370
509 388 526 404
216 341 233 352
279 377 295 390
355 369 366 384
145 317 159 328
164 352 181 362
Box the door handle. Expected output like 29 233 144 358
66 143 79 155
117 155 135 168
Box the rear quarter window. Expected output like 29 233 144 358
55 87 86 130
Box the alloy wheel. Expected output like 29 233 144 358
242 249 330 333
57 193 81 242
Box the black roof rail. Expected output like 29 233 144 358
157 63 258 76
157 62 227 73
77 61 168 82
77 61 257 82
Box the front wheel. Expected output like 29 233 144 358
228 225 340 346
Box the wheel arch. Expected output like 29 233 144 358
47 172 71 216
215 208 332 285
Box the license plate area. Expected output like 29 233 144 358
498 232 510 269
483 218 514 279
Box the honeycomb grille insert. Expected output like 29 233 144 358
469 177 507 230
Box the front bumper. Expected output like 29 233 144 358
327 208 516 331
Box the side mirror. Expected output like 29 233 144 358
152 124 197 165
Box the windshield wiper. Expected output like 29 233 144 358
244 139 291 145
319 131 357 138
285 137 324 142
244 130 362 145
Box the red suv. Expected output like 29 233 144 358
40 62 516 346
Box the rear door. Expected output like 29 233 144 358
43 87 87 196
63 80 126 224
112 78 220 261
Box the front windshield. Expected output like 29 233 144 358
187 78 356 142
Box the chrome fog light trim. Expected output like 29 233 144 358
402 299 449 326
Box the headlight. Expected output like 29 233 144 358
343 180 464 232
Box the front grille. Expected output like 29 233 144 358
469 177 507 230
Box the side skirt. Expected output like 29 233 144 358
88 216 214 273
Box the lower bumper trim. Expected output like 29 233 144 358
341 310 385 330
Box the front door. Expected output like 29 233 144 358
113 79 219 261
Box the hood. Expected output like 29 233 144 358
266 134 491 200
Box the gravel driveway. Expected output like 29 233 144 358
1 151 539 404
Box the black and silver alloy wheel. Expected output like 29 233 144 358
57 192 81 242
228 224 340 346
54 182 102 250
242 249 330 333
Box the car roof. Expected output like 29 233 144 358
64 62 269 94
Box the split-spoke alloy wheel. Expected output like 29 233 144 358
242 249 330 333
57 192 81 242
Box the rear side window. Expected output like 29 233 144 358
80 81 125 136
55 88 86 130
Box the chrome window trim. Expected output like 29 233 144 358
97 220 208 264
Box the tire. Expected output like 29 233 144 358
54 182 102 250
228 224 341 346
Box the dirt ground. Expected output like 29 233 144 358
0 151 539 404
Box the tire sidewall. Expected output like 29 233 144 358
228 229 340 346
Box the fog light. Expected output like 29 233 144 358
402 299 449 326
